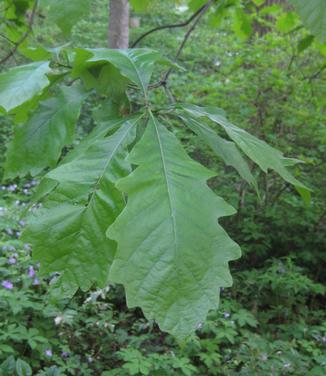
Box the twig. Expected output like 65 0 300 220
131 3 208 48
0 33 15 45
162 0 216 84
0 0 39 65
148 0 217 95
162 84 175 104
306 64 326 82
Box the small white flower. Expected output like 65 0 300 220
54 315 64 325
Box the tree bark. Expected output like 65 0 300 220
108 0 129 49
254 0 287 36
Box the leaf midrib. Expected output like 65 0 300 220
86 118 139 210
150 113 179 265
125 52 147 95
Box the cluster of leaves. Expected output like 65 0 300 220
0 184 325 375
0 35 312 339
0 0 325 374
1 0 325 344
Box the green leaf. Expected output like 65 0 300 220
44 0 91 35
85 48 162 94
107 113 241 339
252 0 265 5
16 359 32 376
276 12 298 33
179 105 310 202
232 8 252 41
0 356 16 374
23 117 140 297
289 0 326 42
189 0 207 11
0 61 50 113
129 0 151 12
5 82 88 178
297 35 315 53
28 118 127 207
179 113 257 190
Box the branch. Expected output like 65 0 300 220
0 33 15 46
0 0 39 65
131 4 208 48
163 0 216 84
306 63 326 82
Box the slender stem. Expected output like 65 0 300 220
0 33 15 45
306 63 326 82
148 0 218 93
0 0 39 65
163 0 216 84
131 3 208 48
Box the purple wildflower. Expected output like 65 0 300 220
33 278 40 286
23 244 31 251
278 265 286 274
223 312 231 319
322 336 326 344
18 220 26 227
7 184 17 192
8 257 16 265
8 245 16 252
2 280 13 289
28 266 36 278
44 349 52 357
2 245 8 251
61 351 70 358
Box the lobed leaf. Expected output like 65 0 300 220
85 48 162 94
180 114 257 190
179 104 311 203
23 117 140 297
107 113 241 339
4 82 88 178
0 61 51 113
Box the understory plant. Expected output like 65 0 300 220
0 0 324 341
0 45 310 339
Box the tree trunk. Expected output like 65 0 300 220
108 0 129 49
254 0 287 36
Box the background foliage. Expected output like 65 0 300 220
0 0 325 374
